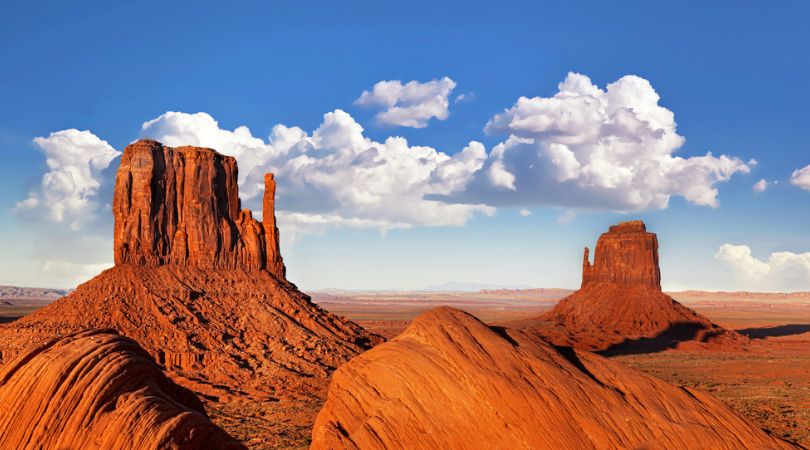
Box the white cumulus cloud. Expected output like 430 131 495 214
354 77 457 128
716 243 810 291
791 164 810 191
444 72 751 211
15 129 120 230
141 110 493 240
753 178 768 193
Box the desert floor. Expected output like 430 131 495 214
3 291 809 448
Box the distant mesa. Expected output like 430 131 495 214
311 307 794 449
513 220 742 352
0 139 381 402
0 329 243 450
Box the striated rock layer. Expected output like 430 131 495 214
113 140 285 277
0 140 380 399
0 329 243 450
517 221 739 351
581 220 660 288
312 307 795 450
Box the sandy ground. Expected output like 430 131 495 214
4 291 810 448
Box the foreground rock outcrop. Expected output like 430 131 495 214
516 221 739 352
0 140 380 400
0 329 243 450
312 307 795 450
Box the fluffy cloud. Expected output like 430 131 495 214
753 178 768 193
141 110 494 239
716 244 810 291
15 129 120 230
38 260 114 289
444 72 751 211
791 164 810 191
354 77 457 128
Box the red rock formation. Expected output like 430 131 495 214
581 220 661 288
311 307 795 450
263 173 285 279
113 140 284 277
516 220 740 351
0 329 243 450
0 140 380 401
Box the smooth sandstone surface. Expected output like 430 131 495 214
0 329 243 450
311 307 795 450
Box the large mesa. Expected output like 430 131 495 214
0 140 381 401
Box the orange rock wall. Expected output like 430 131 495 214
582 220 661 288
113 140 285 278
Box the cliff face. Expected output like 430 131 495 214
581 220 661 288
311 308 793 450
113 140 284 278
0 329 243 450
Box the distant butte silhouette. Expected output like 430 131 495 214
311 307 795 449
513 220 743 353
0 329 244 449
0 140 382 402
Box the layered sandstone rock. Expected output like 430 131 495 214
0 329 243 450
516 220 739 351
312 307 795 450
113 140 285 278
0 140 380 400
581 220 660 287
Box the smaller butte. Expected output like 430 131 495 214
513 220 742 352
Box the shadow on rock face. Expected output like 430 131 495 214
597 322 723 356
737 324 810 339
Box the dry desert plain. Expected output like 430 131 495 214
4 288 809 447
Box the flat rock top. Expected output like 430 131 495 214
608 220 647 233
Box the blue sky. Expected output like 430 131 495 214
2 1 810 291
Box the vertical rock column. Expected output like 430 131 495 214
263 173 286 279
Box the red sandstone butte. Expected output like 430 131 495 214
0 140 380 400
113 140 285 277
516 220 740 351
311 307 794 450
0 329 243 450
